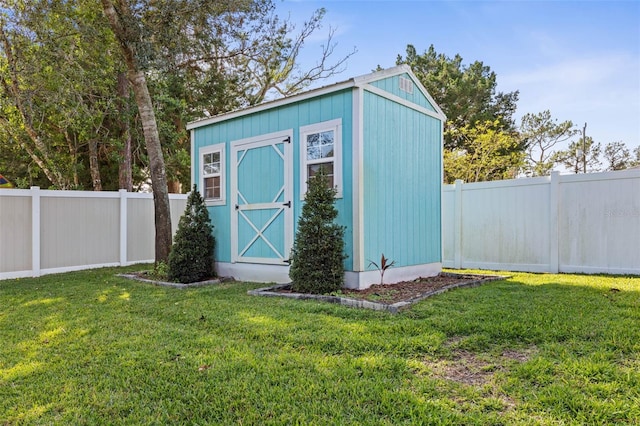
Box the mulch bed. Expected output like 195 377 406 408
339 273 498 305
255 273 505 312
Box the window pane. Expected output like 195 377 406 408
307 162 334 188
307 133 319 147
306 133 321 160
203 151 221 175
320 145 334 158
204 176 221 199
320 130 334 145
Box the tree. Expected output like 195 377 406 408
603 141 632 171
289 173 346 294
100 0 173 263
554 137 602 174
0 0 123 189
168 185 215 283
139 3 355 190
520 110 578 176
444 119 525 183
396 44 519 150
633 146 640 168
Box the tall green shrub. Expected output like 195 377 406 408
168 184 215 283
289 173 346 294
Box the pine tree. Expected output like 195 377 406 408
289 172 346 293
168 184 215 283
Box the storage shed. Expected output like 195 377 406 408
187 65 446 289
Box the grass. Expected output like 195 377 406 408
1 266 639 425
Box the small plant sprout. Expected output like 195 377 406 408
368 253 395 285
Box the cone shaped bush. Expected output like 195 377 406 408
289 172 346 294
168 184 215 283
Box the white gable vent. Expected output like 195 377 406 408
399 76 413 94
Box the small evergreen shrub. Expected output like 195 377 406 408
289 172 346 294
168 184 215 283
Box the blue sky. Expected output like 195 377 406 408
275 0 640 155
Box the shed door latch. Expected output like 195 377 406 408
283 136 291 144
283 201 291 208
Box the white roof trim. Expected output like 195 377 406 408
187 65 445 130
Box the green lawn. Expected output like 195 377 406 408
1 267 639 425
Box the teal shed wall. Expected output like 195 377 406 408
362 89 442 269
192 89 354 270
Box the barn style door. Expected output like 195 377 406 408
230 132 293 265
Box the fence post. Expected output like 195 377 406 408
549 172 560 273
119 189 128 266
454 179 463 269
31 186 41 277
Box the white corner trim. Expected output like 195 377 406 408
190 129 195 188
352 87 365 272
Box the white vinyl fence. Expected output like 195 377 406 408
3 170 638 281
0 187 187 280
443 169 640 275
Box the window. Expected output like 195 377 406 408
300 119 342 198
199 143 225 205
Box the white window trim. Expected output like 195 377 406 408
199 143 226 206
299 118 343 199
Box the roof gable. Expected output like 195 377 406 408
187 65 445 130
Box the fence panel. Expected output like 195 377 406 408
0 191 32 275
444 169 640 275
0 188 187 280
558 172 640 274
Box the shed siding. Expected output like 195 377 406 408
362 90 442 268
193 90 354 269
369 73 437 112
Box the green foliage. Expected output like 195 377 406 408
444 119 525 183
289 172 346 294
167 185 215 283
148 261 169 281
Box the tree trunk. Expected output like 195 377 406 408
101 0 172 263
128 69 173 262
88 138 102 191
117 71 133 192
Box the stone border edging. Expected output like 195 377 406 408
117 273 232 289
248 273 507 313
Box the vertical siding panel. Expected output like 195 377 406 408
363 90 442 269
